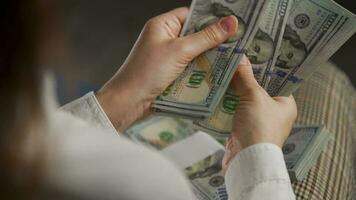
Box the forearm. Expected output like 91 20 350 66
95 82 153 132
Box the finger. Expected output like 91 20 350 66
179 16 238 57
231 55 260 96
154 7 189 37
163 7 189 24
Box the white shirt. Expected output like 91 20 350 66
43 92 295 200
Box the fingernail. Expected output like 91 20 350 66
220 16 237 33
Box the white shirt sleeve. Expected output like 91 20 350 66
46 112 197 200
60 92 296 200
225 144 296 200
61 92 118 135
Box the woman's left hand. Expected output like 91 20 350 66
96 7 238 131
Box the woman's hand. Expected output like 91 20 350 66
223 56 297 171
96 7 238 132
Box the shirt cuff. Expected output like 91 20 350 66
225 143 291 199
60 92 118 136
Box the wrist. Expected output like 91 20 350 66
232 131 285 150
96 83 153 132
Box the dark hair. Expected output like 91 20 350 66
0 1 45 198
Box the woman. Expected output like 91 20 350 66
1 1 297 199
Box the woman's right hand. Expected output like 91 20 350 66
96 7 238 132
223 56 297 170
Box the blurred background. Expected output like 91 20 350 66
56 0 356 104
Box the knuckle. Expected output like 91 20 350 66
166 15 182 31
203 25 223 44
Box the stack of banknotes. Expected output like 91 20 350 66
126 118 229 200
153 0 356 135
126 116 330 199
282 126 330 181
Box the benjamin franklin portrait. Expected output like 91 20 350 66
276 25 307 69
246 30 275 64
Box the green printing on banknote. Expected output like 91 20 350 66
193 88 239 138
187 71 207 88
126 116 196 150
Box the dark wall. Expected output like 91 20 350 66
59 1 190 84
334 0 356 13
331 0 356 85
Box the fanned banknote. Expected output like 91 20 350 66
267 0 356 96
193 0 294 136
193 0 356 137
247 0 293 86
126 116 196 150
154 0 269 118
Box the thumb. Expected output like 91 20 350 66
179 16 238 58
231 55 260 96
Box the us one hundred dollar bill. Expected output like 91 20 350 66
247 0 293 87
126 116 196 150
193 0 294 135
153 0 269 118
283 125 330 182
193 0 356 136
266 0 356 96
